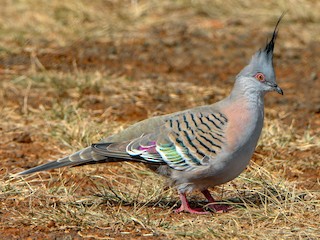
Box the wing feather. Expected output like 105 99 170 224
124 111 228 171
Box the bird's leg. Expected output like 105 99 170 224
201 189 232 213
175 193 209 214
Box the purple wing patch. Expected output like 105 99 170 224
138 141 158 154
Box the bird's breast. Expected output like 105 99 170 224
222 98 263 153
201 99 264 185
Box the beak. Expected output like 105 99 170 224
274 85 283 95
267 82 283 95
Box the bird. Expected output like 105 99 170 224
17 15 284 214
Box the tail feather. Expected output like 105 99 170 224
16 141 165 176
17 147 97 175
17 157 78 175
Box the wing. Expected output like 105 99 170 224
95 110 228 171
18 110 228 175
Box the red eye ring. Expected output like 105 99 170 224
255 73 265 82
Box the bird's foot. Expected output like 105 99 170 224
201 189 232 213
205 203 232 213
175 192 210 214
174 205 209 214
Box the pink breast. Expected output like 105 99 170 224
222 99 252 151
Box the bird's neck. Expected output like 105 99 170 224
221 81 265 154
229 82 265 111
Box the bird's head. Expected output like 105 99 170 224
236 14 284 96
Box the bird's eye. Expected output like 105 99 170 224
255 73 265 82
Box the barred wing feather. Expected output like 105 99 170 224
126 111 228 171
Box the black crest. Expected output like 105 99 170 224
264 13 285 56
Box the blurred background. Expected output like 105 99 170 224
0 1 319 239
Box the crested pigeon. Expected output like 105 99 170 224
17 16 284 214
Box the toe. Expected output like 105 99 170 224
206 204 233 213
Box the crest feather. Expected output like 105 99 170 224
264 13 285 57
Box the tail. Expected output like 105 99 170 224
17 147 99 175
16 141 163 176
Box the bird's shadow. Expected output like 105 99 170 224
69 186 307 212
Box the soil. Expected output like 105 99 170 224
0 16 319 239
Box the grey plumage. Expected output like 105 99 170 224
17 15 285 214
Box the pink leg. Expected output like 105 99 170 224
175 193 209 214
201 189 232 213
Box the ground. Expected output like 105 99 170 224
0 1 319 239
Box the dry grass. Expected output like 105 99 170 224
0 0 319 239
